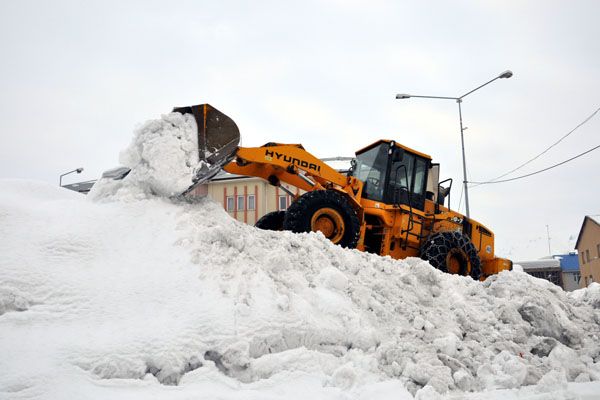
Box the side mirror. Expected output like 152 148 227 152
348 158 357 177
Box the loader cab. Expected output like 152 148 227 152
352 140 431 211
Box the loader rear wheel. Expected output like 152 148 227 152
255 211 286 231
283 190 360 248
421 231 481 280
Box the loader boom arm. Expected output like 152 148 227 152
224 144 364 205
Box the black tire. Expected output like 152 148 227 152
421 231 481 280
283 190 360 248
255 211 286 231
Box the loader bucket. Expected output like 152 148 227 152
173 104 240 193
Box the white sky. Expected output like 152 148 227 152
1 0 598 261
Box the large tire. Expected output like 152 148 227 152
283 190 360 248
255 211 286 231
421 231 481 280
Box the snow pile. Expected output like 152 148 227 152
88 112 199 200
1 179 600 400
2 111 600 399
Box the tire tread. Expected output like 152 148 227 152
283 190 360 248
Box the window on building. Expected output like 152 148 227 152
247 194 255 211
574 272 581 284
586 249 590 264
581 252 585 265
278 195 288 211
597 243 600 258
528 270 561 287
237 195 245 211
226 196 234 212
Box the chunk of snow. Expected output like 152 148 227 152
89 112 199 200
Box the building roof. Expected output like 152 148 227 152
515 259 561 271
575 215 600 250
62 180 97 194
210 171 253 181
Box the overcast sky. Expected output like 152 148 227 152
1 0 598 261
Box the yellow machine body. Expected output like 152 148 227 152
224 140 510 279
175 104 511 279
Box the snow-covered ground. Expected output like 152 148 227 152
1 112 599 399
2 180 600 400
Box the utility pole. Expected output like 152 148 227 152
396 70 513 218
546 225 552 256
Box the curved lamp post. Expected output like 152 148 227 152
59 167 84 187
396 70 513 218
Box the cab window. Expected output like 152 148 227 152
354 144 389 202
413 158 427 196
396 153 414 191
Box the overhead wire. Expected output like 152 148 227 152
471 105 600 186
469 142 600 185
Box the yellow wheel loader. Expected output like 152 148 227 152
177 104 512 279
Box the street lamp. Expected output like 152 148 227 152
59 167 84 187
395 70 512 218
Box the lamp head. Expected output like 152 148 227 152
76 168 84 173
499 70 513 79
395 94 411 99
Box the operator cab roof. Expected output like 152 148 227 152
355 139 432 160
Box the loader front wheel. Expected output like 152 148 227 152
421 231 481 280
255 211 286 231
283 190 360 248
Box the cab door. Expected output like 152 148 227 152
386 151 429 211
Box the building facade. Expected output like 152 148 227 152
554 252 580 291
516 253 581 291
192 172 302 225
517 259 563 288
576 216 600 288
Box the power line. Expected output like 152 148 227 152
474 105 600 185
469 142 600 185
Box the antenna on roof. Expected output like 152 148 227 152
546 225 552 257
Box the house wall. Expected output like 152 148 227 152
562 271 581 291
204 178 265 225
577 220 600 288
194 177 303 225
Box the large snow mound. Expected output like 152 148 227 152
1 179 600 399
88 112 199 200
